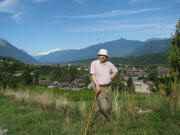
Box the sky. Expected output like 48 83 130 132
0 0 180 55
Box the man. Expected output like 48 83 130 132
90 49 118 122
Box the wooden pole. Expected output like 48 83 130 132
84 92 98 135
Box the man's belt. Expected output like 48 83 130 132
99 83 111 86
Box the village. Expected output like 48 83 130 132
37 64 169 93
0 57 169 93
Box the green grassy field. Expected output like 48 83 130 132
0 86 180 135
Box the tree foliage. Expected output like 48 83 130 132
168 19 180 81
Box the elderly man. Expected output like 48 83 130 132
90 49 118 122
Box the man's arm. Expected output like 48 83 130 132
111 71 118 79
110 62 118 79
91 74 101 94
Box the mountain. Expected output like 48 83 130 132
69 53 169 65
129 38 172 56
34 38 144 63
0 38 39 64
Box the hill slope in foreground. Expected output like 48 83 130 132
0 87 180 135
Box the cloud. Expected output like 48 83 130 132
129 0 151 4
0 0 19 13
33 0 47 3
67 23 176 32
11 12 23 21
36 48 61 56
177 0 180 3
0 0 23 22
54 7 168 19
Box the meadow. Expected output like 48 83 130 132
0 86 180 135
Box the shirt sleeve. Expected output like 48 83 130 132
90 61 96 75
110 62 118 73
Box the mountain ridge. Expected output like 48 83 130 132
0 37 172 64
0 38 39 64
34 38 144 63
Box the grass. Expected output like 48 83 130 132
0 86 180 135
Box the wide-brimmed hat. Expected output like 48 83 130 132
97 49 108 56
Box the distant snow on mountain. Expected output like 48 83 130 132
35 48 61 56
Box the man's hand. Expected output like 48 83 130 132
111 72 118 80
96 85 101 94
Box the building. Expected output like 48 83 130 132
133 80 150 93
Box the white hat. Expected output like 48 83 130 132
97 49 108 56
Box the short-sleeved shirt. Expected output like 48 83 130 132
90 59 118 85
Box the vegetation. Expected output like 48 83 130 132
0 19 179 135
0 57 90 89
168 19 180 81
0 86 180 135
70 53 169 65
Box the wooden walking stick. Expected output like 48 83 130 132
84 92 98 135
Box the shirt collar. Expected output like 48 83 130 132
98 59 107 64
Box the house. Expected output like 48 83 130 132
57 82 70 88
87 81 95 90
133 80 150 93
84 68 89 71
77 67 82 71
157 67 169 77
71 78 86 88
39 80 52 87
13 73 22 77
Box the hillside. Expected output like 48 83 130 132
129 38 171 56
0 37 171 64
69 53 169 65
34 38 143 63
0 38 39 64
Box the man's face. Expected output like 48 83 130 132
99 55 107 63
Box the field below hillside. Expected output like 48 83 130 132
0 86 180 135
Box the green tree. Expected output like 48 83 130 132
21 70 33 85
8 78 17 90
168 19 180 81
127 77 135 93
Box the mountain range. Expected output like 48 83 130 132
0 38 38 64
129 38 172 56
0 37 172 64
34 38 143 63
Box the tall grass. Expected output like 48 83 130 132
0 86 180 135
1 89 70 110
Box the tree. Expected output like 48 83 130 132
21 70 33 85
168 19 180 81
8 78 17 90
127 77 135 93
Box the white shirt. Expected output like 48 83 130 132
90 59 118 85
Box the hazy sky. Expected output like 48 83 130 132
0 0 180 55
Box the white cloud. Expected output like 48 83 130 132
36 48 61 56
67 23 176 32
54 7 168 19
0 0 23 22
11 12 23 21
129 0 151 4
0 0 19 13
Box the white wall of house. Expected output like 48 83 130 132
133 81 150 93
